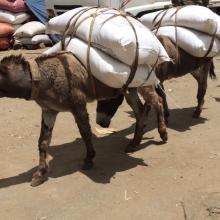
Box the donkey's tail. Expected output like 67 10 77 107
209 60 217 80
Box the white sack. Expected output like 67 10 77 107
140 6 220 37
154 26 220 57
43 37 158 88
13 24 22 30
0 10 30 24
16 35 52 45
14 21 46 37
46 7 170 66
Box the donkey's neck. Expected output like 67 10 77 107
15 69 32 100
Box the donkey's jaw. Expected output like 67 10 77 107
0 90 5 97
0 86 31 99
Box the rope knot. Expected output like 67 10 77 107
119 11 127 17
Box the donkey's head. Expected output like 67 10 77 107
96 94 124 128
0 54 32 99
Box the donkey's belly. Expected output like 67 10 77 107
36 99 70 112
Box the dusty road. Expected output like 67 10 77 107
0 50 220 220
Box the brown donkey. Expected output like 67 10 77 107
156 35 216 121
0 52 167 186
96 36 216 129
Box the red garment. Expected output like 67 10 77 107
0 0 28 12
0 37 10 50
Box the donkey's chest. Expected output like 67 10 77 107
36 89 71 112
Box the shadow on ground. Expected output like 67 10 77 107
214 97 220 102
0 124 149 188
0 106 207 188
127 106 207 133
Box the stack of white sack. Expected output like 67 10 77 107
13 21 52 48
0 9 30 25
140 5 220 58
0 1 30 50
45 7 171 88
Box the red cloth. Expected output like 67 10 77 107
0 0 28 12
0 37 10 50
0 23 14 37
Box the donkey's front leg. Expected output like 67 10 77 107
31 109 57 187
70 96 95 170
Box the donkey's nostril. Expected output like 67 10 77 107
96 113 111 128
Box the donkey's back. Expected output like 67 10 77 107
156 35 212 81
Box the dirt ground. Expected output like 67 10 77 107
0 49 220 220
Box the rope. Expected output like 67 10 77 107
86 9 99 98
61 7 98 50
146 56 159 81
28 59 41 100
203 21 217 58
119 0 133 10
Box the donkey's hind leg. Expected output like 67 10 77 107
70 91 95 170
191 62 211 118
124 88 146 153
31 109 58 187
155 83 170 125
139 86 168 142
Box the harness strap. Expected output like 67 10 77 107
29 59 41 100
86 10 99 98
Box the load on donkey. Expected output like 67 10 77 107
0 5 169 186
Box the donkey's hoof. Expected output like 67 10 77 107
160 132 168 143
82 161 94 170
193 110 201 118
31 174 48 187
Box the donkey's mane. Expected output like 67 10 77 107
1 54 30 72
1 54 26 64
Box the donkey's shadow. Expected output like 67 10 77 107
127 106 207 133
0 124 153 188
